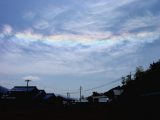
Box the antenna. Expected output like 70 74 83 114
25 79 31 92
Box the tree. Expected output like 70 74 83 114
121 76 126 85
134 66 144 80
149 60 160 70
121 73 132 86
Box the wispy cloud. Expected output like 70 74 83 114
34 20 49 30
120 12 160 33
2 24 13 35
0 24 159 76
23 11 36 20
22 75 40 81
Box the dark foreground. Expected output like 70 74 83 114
0 97 160 120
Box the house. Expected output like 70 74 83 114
56 95 76 105
43 93 57 104
33 90 46 101
0 86 8 99
81 98 89 102
8 86 40 101
43 93 56 100
87 92 108 103
113 89 123 95
104 86 123 102
96 95 108 102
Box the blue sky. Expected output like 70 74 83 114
0 0 160 98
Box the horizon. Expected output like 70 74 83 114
0 0 160 98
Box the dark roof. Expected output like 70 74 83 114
39 90 46 94
86 92 103 99
56 95 75 101
0 86 8 93
43 93 56 100
104 86 122 95
10 86 38 92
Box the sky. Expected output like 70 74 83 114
0 0 160 98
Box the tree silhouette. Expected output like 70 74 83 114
134 66 144 80
121 76 126 85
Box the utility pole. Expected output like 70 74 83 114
80 86 82 102
130 72 132 80
67 92 70 99
25 79 31 92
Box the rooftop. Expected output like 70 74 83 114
10 86 38 92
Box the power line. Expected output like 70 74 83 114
69 78 121 95
82 71 136 94
69 90 79 94
74 72 135 94
83 79 121 92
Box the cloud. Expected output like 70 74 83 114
40 5 69 20
34 20 49 30
22 75 40 81
15 29 43 41
2 24 12 35
13 29 160 47
119 11 160 33
17 0 159 37
0 24 159 76
23 11 36 20
0 0 160 80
